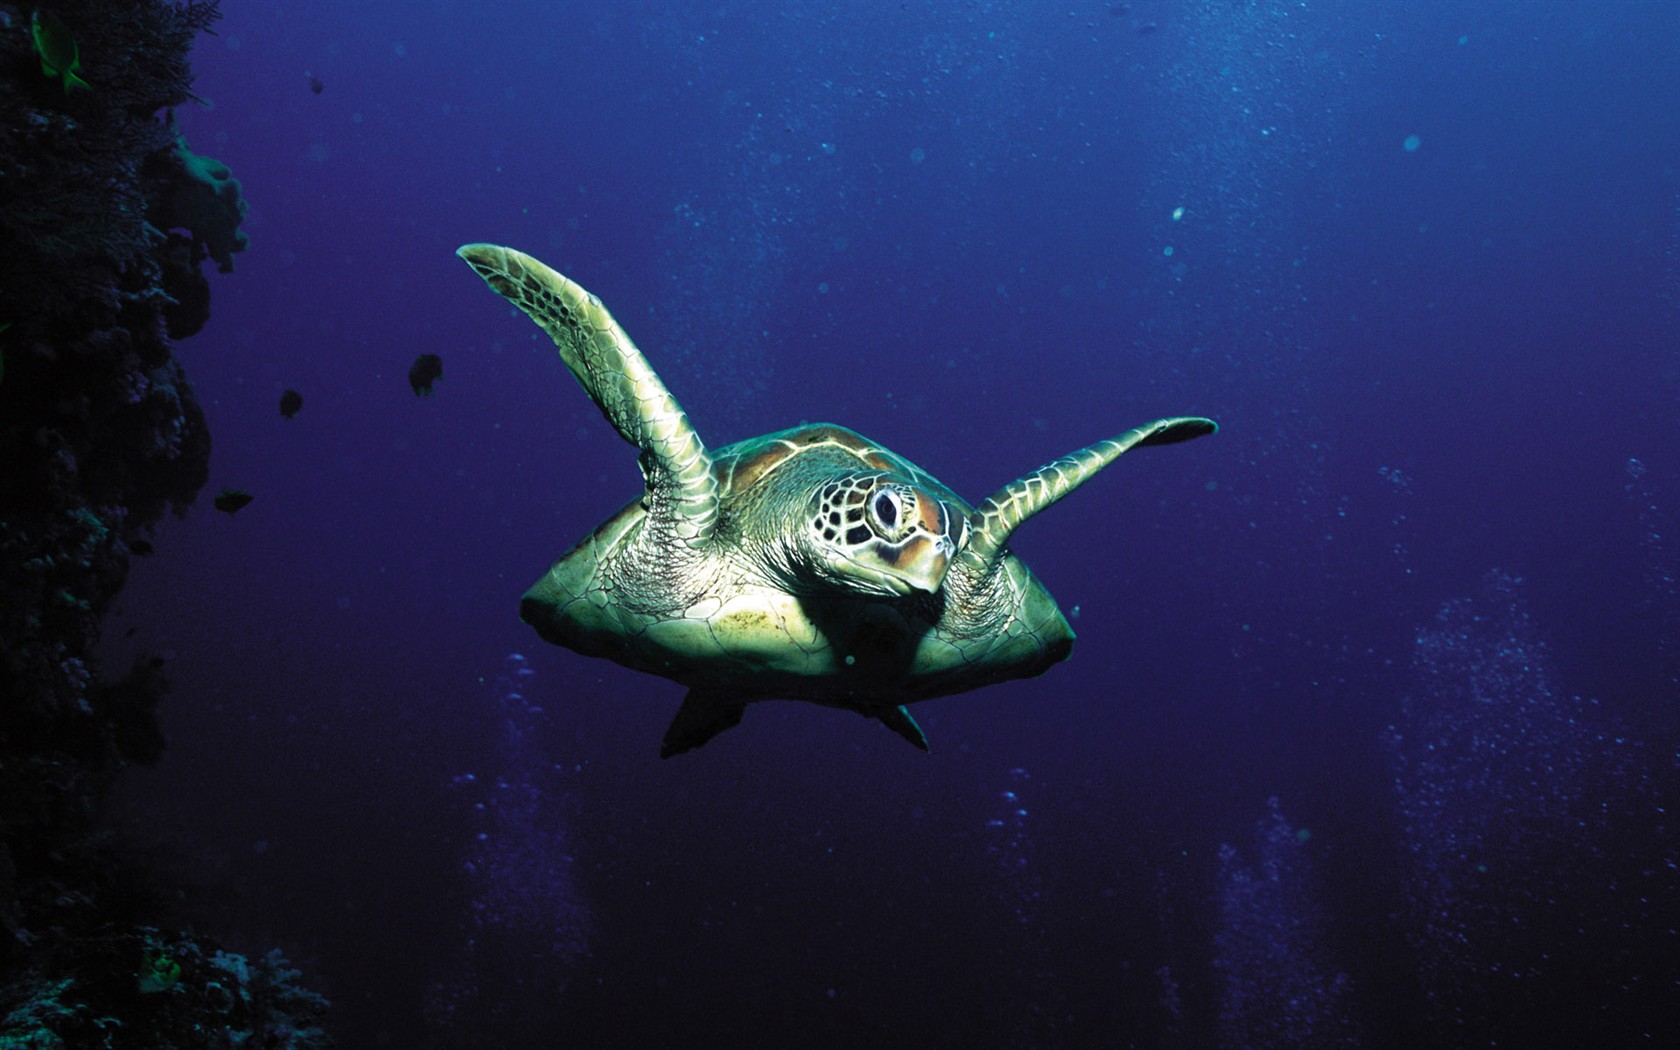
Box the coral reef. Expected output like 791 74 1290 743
152 134 249 274
0 928 327 1050
0 1 327 1044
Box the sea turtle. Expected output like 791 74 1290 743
458 244 1216 757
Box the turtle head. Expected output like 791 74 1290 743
804 473 961 597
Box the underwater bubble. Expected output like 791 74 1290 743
1214 798 1358 1045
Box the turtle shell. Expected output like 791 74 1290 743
712 423 971 515
519 421 1057 706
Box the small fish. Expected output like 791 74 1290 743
130 539 154 555
279 389 303 419
214 488 254 514
408 353 443 396
31 9 91 92
307 72 324 95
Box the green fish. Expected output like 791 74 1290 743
31 9 91 92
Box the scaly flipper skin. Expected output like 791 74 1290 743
457 244 719 550
959 416 1217 575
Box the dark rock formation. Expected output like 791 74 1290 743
0 1 326 1043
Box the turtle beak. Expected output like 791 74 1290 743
888 536 952 595
879 500 957 595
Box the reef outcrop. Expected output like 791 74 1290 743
0 1 324 1043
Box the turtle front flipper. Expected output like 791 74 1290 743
458 244 719 549
959 416 1217 573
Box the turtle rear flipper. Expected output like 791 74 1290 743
876 705 930 752
458 244 719 550
960 416 1217 573
661 689 747 758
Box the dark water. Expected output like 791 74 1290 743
105 1 1678 1046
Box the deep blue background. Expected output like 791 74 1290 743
103 2 1678 1046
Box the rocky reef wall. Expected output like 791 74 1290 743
0 2 326 1044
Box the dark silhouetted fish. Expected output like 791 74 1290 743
280 389 303 419
307 72 324 95
214 488 254 514
130 539 154 556
409 353 443 396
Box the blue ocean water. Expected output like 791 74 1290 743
103 1 1678 1046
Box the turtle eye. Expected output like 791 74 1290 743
870 489 901 534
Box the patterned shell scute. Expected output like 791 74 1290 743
711 423 970 511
